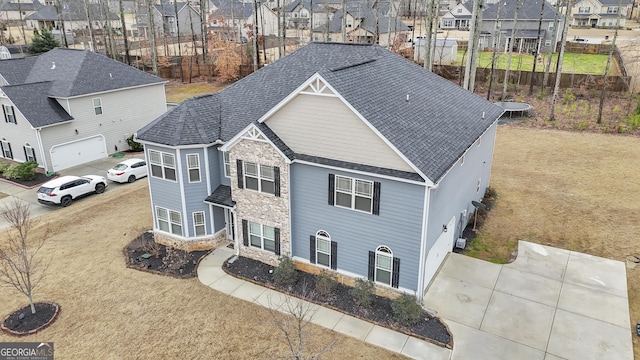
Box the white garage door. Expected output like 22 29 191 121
50 135 107 172
423 216 456 290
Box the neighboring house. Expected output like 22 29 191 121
25 0 120 31
0 45 29 59
0 0 42 21
441 0 564 54
135 42 503 300
312 4 409 47
571 0 630 28
414 37 458 65
0 48 167 173
285 0 334 30
152 1 202 37
208 0 278 40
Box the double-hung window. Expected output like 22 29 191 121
156 207 182 236
3 105 15 123
187 154 200 182
0 139 12 159
193 211 206 237
223 151 230 177
93 98 103 115
149 149 176 181
334 175 374 213
309 230 337 269
236 159 280 196
607 6 618 13
249 221 275 252
368 246 400 288
24 144 36 162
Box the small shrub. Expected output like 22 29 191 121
0 162 9 175
391 294 424 326
562 89 575 105
349 278 375 307
141 237 162 258
578 121 587 130
628 114 640 131
3 161 37 181
162 246 189 270
126 135 144 152
273 256 298 287
315 270 338 298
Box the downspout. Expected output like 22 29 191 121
287 161 292 257
234 207 239 256
416 183 434 302
176 148 189 237
35 128 49 174
203 147 212 235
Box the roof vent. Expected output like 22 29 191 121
406 94 409 102
51 61 55 70
109 73 112 79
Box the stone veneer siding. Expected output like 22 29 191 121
154 231 226 251
230 137 290 266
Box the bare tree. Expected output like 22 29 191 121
0 200 50 314
542 0 561 91
464 0 484 91
146 0 158 75
119 0 131 64
502 0 524 98
550 0 572 121
597 0 623 124
267 289 337 359
528 0 546 95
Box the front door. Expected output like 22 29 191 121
225 209 235 240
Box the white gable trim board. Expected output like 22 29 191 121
259 73 431 185
220 123 292 163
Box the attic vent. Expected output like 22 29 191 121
51 62 55 70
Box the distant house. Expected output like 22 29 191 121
0 45 28 59
25 0 119 32
152 1 202 37
0 48 167 173
135 42 503 301
0 0 42 21
570 0 630 28
208 0 278 41
441 0 564 54
414 38 458 65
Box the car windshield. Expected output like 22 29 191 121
38 187 53 194
112 164 128 170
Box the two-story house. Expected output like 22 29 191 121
152 1 202 37
571 0 630 28
0 48 167 173
135 42 503 300
25 0 120 31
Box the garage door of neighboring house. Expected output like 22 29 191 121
423 216 456 290
50 135 107 172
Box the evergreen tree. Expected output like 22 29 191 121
28 29 60 54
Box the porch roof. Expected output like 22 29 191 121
502 29 547 39
205 185 235 208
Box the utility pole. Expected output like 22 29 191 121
529 0 546 95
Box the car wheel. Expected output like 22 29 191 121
95 183 106 194
127 175 136 183
61 196 72 207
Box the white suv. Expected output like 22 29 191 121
37 175 107 207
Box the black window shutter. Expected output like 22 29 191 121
11 106 15 124
330 241 337 270
392 257 401 288
242 219 248 246
373 181 381 215
274 166 281 197
7 143 12 159
0 142 4 157
23 146 27 161
367 251 375 281
2 106 7 123
31 148 36 162
236 159 244 189
309 235 316 264
328 173 335 205
274 227 281 255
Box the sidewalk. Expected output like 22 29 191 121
197 247 452 360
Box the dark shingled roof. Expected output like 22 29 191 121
0 0 42 12
1 81 74 127
482 0 563 21
0 56 37 84
26 1 118 21
205 185 235 207
154 1 189 16
137 42 503 183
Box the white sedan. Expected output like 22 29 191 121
107 158 148 183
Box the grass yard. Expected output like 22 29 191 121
470 126 640 358
165 81 227 103
0 182 403 359
451 51 619 75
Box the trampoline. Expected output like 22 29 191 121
494 101 533 119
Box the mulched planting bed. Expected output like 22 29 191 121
225 256 452 347
0 171 53 189
1 302 60 336
125 232 210 278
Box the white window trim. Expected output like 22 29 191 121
25 144 35 162
156 206 182 236
193 211 206 237
149 149 177 182
187 153 201 183
93 97 103 115
3 105 15 123
334 175 373 214
244 161 275 194
375 245 393 286
223 151 230 178
1 139 11 158
248 221 275 252
316 230 331 268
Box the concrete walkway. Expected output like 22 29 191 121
197 247 452 360
424 241 633 360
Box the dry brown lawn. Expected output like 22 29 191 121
0 182 403 359
472 126 640 358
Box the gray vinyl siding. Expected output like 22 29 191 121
0 98 40 165
39 84 166 172
146 145 183 227
290 163 425 291
213 206 226 233
218 149 231 186
426 123 498 250
180 148 209 238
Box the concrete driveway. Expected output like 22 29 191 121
0 154 146 230
424 241 633 360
